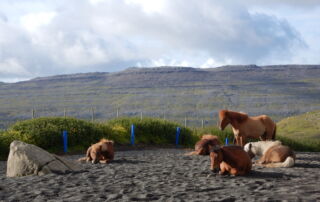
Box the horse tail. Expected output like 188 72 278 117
264 156 295 168
272 125 276 140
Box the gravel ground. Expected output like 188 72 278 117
0 149 320 201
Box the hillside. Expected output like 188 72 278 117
277 110 320 140
1 65 320 128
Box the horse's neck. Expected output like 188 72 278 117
227 111 248 129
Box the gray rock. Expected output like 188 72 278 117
6 141 82 177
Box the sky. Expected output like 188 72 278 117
0 0 319 82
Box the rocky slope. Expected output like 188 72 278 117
1 65 320 128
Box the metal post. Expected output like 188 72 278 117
184 117 187 127
91 107 94 122
201 119 204 128
63 131 68 153
64 108 66 118
140 112 143 120
225 137 229 145
32 108 35 119
176 127 181 146
131 124 135 146
117 108 119 118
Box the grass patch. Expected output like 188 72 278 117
1 115 320 161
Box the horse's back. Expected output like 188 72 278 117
264 145 295 163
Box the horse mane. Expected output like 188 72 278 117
226 110 248 123
100 138 114 144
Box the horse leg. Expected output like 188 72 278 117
219 162 228 175
235 136 241 146
240 136 247 147
230 168 239 176
256 155 266 165
260 131 267 141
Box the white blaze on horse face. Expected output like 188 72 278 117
243 143 250 152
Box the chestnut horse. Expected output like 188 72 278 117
218 110 276 147
78 139 114 164
186 134 220 155
244 141 295 168
210 145 252 176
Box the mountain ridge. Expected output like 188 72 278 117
1 64 320 128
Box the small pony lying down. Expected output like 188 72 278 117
185 134 220 155
210 145 252 176
78 139 114 164
244 140 295 168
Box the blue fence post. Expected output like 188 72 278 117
176 127 181 146
63 130 68 153
225 137 229 145
131 124 135 146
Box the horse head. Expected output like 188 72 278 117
218 110 230 130
209 145 223 172
243 143 255 159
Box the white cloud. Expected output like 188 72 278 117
20 11 56 32
0 58 31 77
0 0 319 82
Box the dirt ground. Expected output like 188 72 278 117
0 149 320 201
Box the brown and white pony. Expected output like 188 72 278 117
186 134 220 155
244 141 295 168
218 110 276 147
210 145 252 176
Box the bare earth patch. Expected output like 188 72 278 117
0 149 319 201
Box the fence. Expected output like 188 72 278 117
0 106 220 129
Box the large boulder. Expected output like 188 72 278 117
6 140 83 177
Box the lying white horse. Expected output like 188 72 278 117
244 141 295 168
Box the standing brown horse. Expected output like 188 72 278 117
218 110 276 147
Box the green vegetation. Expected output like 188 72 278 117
0 117 195 160
1 112 320 161
277 110 320 139
276 110 320 152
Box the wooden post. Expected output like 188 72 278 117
32 108 35 119
202 119 204 128
116 108 119 118
64 108 66 118
184 117 187 127
91 107 94 122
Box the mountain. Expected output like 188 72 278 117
1 65 320 128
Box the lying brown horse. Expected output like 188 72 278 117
244 141 295 168
78 139 114 164
218 110 276 147
210 145 252 176
186 134 220 155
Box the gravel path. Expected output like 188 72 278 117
0 149 320 201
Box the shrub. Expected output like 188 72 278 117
1 117 104 155
192 126 234 144
105 117 194 146
277 135 320 152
